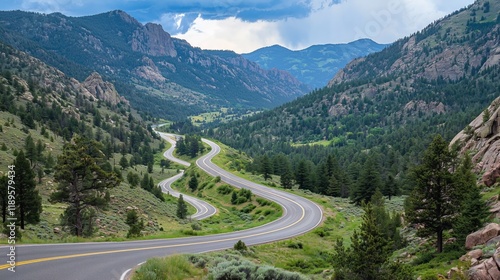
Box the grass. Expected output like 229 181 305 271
171 167 283 236
132 255 206 280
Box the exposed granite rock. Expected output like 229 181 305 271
451 97 500 186
466 223 500 250
82 72 129 106
468 250 500 280
132 23 177 57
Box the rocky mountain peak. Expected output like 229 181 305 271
131 22 177 57
82 72 129 106
109 10 141 26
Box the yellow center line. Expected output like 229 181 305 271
0 138 317 271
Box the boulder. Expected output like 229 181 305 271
466 223 500 249
53 227 61 234
468 248 500 280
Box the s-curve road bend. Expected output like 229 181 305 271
157 132 217 220
0 138 323 280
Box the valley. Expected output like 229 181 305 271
0 0 499 279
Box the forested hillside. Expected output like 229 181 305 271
211 0 500 197
0 41 179 239
0 10 309 119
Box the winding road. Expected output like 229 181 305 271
0 135 323 280
157 132 217 220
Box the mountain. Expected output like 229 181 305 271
242 39 388 89
211 0 499 175
0 10 309 120
0 39 183 238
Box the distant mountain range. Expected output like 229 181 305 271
0 10 309 119
242 39 388 89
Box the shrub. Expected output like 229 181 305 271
241 204 256 213
217 184 233 195
234 240 247 251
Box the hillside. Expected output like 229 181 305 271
0 10 309 120
0 41 182 240
211 0 499 188
242 39 388 89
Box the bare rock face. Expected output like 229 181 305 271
468 248 500 280
451 97 500 186
466 223 500 250
82 72 129 106
132 23 177 57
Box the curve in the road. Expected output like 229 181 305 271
0 137 323 280
157 132 217 220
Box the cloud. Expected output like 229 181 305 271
172 0 474 53
1 0 475 53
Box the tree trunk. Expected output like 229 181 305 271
437 228 443 253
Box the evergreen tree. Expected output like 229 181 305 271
382 175 398 200
176 194 188 219
127 172 140 188
141 173 151 191
188 175 198 191
405 135 460 253
261 155 272 181
125 209 144 238
14 150 42 229
332 202 400 280
296 159 314 191
51 136 120 236
231 191 238 204
119 155 129 170
280 161 294 189
352 155 383 205
453 154 489 243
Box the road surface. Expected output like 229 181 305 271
157 132 217 220
0 137 322 280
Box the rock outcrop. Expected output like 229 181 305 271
466 223 500 250
132 23 177 57
451 97 500 186
458 223 500 280
82 72 129 106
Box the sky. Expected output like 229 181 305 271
0 0 475 53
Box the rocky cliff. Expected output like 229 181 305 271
451 97 500 187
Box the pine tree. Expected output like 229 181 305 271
261 155 272 181
176 194 188 219
280 162 294 189
119 155 129 170
126 209 144 238
351 203 391 279
188 175 198 191
405 135 459 253
14 150 42 229
453 154 489 244
382 175 398 200
352 155 383 205
51 136 120 236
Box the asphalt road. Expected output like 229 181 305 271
157 132 217 220
0 137 323 280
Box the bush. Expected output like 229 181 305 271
256 198 271 206
234 240 248 251
217 184 233 195
241 204 256 213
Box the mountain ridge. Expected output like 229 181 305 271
242 38 388 88
0 10 309 119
